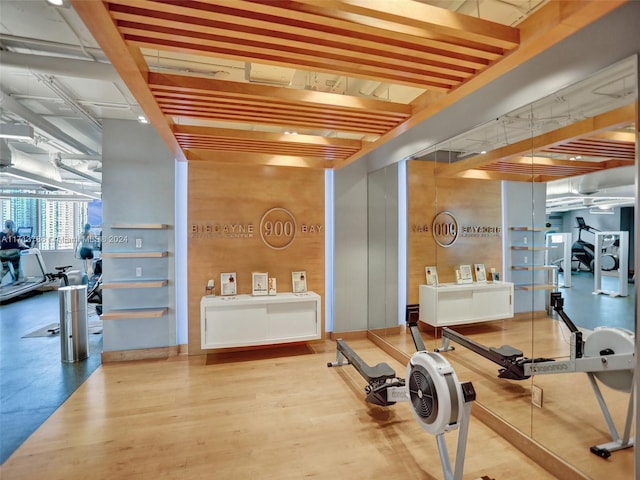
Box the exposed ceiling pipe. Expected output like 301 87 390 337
0 167 100 199
0 34 108 62
0 89 98 156
0 147 100 199
33 72 102 132
53 155 101 184
0 50 119 82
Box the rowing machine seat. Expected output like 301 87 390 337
489 344 523 361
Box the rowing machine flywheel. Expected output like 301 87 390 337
584 327 635 392
407 351 464 435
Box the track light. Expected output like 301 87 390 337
589 207 614 215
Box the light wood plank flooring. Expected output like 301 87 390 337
1 339 559 480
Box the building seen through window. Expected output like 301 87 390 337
1 196 102 250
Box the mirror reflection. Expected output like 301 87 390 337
368 56 636 478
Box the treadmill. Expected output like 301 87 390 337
0 227 49 302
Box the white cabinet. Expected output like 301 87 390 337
201 292 321 349
419 282 514 327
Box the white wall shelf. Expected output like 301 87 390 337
110 223 168 229
419 282 514 327
101 251 168 258
102 279 168 289
201 292 321 349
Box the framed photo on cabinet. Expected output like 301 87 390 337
425 266 438 286
252 272 268 296
459 264 473 284
220 272 237 296
292 271 307 293
268 277 277 296
474 264 487 283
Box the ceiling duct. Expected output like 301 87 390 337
0 139 12 167
246 62 295 86
546 166 634 197
6 146 62 182
0 51 120 82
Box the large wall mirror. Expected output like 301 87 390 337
368 56 637 479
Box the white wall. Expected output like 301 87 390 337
101 119 176 352
333 159 368 333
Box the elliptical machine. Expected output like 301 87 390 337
571 217 618 272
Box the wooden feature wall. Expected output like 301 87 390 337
407 160 503 305
188 163 325 355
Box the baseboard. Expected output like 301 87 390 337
327 329 368 341
101 345 180 362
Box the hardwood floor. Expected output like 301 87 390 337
1 339 558 480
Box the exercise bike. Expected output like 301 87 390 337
45 260 103 333
569 216 618 272
436 292 634 459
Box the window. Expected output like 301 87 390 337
1 196 102 250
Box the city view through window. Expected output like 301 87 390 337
1 196 102 250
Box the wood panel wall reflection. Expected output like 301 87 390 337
188 163 325 354
407 160 502 305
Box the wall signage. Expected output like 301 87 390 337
260 207 297 250
191 206 323 251
431 210 501 247
432 211 459 247
190 223 254 239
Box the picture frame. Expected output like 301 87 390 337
292 271 307 293
455 269 463 284
268 277 277 296
459 264 473 284
425 266 438 286
252 272 268 296
474 264 487 283
491 268 500 283
220 272 237 296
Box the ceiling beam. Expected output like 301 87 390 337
291 0 520 49
185 149 329 169
147 72 410 116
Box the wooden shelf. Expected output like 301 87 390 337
101 251 168 258
102 279 168 289
101 307 168 320
511 245 555 251
110 223 168 229
510 227 553 232
514 284 556 291
512 265 558 270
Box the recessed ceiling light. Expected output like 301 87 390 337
137 115 149 124
47 0 64 6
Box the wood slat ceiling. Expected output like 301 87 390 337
71 0 629 176
439 105 636 182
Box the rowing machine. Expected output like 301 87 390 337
436 292 634 459
328 338 475 480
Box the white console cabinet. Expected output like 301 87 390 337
201 292 321 349
419 282 514 327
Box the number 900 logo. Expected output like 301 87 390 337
260 207 297 250
432 211 459 248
